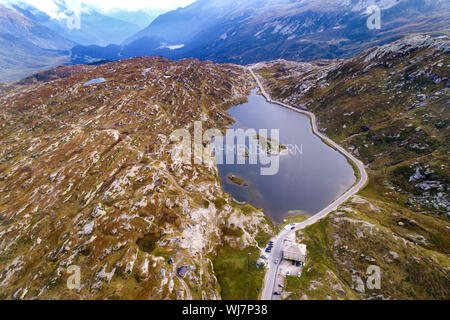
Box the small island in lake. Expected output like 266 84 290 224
252 134 287 155
227 174 249 187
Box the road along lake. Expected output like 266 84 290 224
215 89 356 224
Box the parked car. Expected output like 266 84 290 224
286 271 290 276
296 262 301 267
291 226 295 230
278 284 284 288
297 272 301 278
274 259 279 264
291 260 295 266
273 292 281 296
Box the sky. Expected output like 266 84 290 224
1 0 196 15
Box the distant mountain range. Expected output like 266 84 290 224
0 4 74 82
106 8 168 29
1 0 449 82
71 0 450 65
70 36 182 65
0 1 163 82
9 1 143 46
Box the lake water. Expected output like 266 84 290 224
83 78 107 85
216 89 356 223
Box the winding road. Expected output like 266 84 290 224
248 66 369 301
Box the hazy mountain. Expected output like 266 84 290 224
0 4 74 82
74 0 450 65
70 36 183 65
122 0 249 45
104 8 167 29
10 1 142 46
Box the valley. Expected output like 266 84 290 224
0 4 74 82
1 0 449 82
0 0 448 303
69 0 450 66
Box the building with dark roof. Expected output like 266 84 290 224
177 266 189 278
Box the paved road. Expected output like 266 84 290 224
248 66 369 301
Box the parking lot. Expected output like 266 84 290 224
260 230 306 299
272 259 303 298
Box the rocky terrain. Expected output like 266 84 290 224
0 57 273 300
254 34 450 299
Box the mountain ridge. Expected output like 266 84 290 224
71 0 450 66
8 1 143 46
0 3 74 82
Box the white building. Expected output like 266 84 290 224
282 240 307 263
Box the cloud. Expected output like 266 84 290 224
1 0 60 18
0 0 195 30
0 0 196 15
